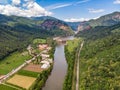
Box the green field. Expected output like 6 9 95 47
0 52 31 75
0 84 17 90
66 38 81 52
17 70 39 78
33 38 46 44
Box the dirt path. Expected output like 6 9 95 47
76 41 84 90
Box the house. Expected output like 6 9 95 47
41 54 50 58
27 45 33 55
41 64 50 69
40 60 50 65
40 60 50 69
38 44 48 50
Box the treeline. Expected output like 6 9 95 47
63 47 76 90
63 39 80 90
76 23 120 90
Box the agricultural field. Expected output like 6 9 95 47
17 69 40 78
0 84 17 90
33 38 46 44
7 74 36 89
23 63 43 73
0 51 31 75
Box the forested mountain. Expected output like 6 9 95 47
0 14 73 60
76 22 120 89
76 23 120 40
77 12 120 31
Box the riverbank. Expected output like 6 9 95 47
63 38 82 90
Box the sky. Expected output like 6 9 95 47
0 0 120 22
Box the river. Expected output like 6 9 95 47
42 36 74 90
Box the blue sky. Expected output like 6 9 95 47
0 0 120 22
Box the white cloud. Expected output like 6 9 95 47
45 3 72 10
0 0 52 17
64 18 90 22
88 8 105 13
76 0 90 4
45 0 91 10
114 0 120 4
12 0 21 5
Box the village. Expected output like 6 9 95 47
0 39 53 90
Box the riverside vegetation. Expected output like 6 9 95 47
63 38 82 90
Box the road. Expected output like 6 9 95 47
76 41 84 90
0 54 40 84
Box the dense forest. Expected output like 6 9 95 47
0 14 73 60
76 23 120 89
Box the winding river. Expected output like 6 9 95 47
42 36 74 90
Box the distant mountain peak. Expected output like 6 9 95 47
77 11 120 31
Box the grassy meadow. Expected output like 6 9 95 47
0 51 31 75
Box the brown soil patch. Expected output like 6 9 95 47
23 63 43 72
7 74 36 89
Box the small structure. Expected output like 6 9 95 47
46 47 52 51
38 44 48 50
47 59 53 63
27 45 33 55
41 54 50 58
40 60 50 69
41 64 50 69
41 61 50 65
41 50 48 54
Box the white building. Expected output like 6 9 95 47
41 64 50 69
41 60 50 65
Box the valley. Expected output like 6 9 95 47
0 11 120 90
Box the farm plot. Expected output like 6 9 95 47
17 70 39 78
7 74 36 89
23 63 43 73
0 84 17 90
0 52 31 75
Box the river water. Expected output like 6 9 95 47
42 36 74 90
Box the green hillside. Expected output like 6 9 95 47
76 23 120 89
0 14 73 60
